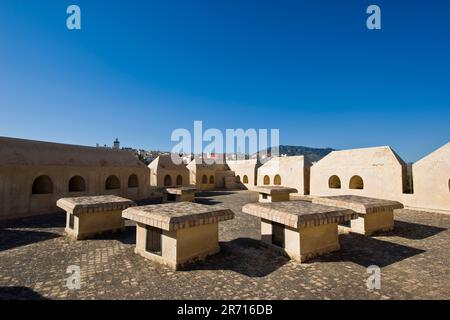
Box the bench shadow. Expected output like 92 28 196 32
196 191 237 197
311 233 425 268
135 197 163 206
0 286 49 300
89 224 137 245
184 237 289 277
0 229 61 252
0 212 65 229
194 198 223 205
388 220 447 240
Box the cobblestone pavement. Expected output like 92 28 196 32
1 190 449 300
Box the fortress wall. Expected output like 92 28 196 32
257 156 311 195
0 164 151 220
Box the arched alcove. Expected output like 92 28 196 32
164 175 172 187
128 174 139 188
328 175 341 189
105 175 120 190
32 175 53 194
349 175 364 189
274 175 281 185
69 176 86 192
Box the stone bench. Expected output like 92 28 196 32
254 186 298 203
56 195 136 240
312 195 404 236
122 202 234 270
163 186 197 202
242 201 358 262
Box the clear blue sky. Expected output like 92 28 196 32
0 0 449 162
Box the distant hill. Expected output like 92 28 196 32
257 145 335 162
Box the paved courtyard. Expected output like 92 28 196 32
0 190 449 300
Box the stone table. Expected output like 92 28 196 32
312 195 404 236
122 202 234 270
253 186 298 202
163 186 197 202
242 201 358 262
56 195 136 240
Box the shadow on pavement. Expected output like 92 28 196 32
312 233 425 267
0 229 61 252
184 237 289 277
389 220 447 240
0 287 49 300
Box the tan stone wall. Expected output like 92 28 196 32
184 160 229 190
215 170 237 189
190 168 217 190
0 165 151 220
402 143 450 213
309 144 450 214
256 156 311 195
310 147 406 202
148 156 190 187
226 159 260 190
150 168 190 188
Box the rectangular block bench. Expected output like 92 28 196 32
254 186 298 203
57 195 136 240
122 202 234 270
242 201 358 262
312 195 404 236
163 186 197 202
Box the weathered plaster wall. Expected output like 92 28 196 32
226 159 261 190
0 137 152 220
148 155 190 187
310 146 407 202
403 143 450 213
257 156 311 195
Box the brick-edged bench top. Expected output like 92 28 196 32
122 202 234 231
312 195 404 214
253 186 298 195
242 201 358 229
57 196 136 215
165 186 197 195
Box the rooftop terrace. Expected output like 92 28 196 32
1 190 449 300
